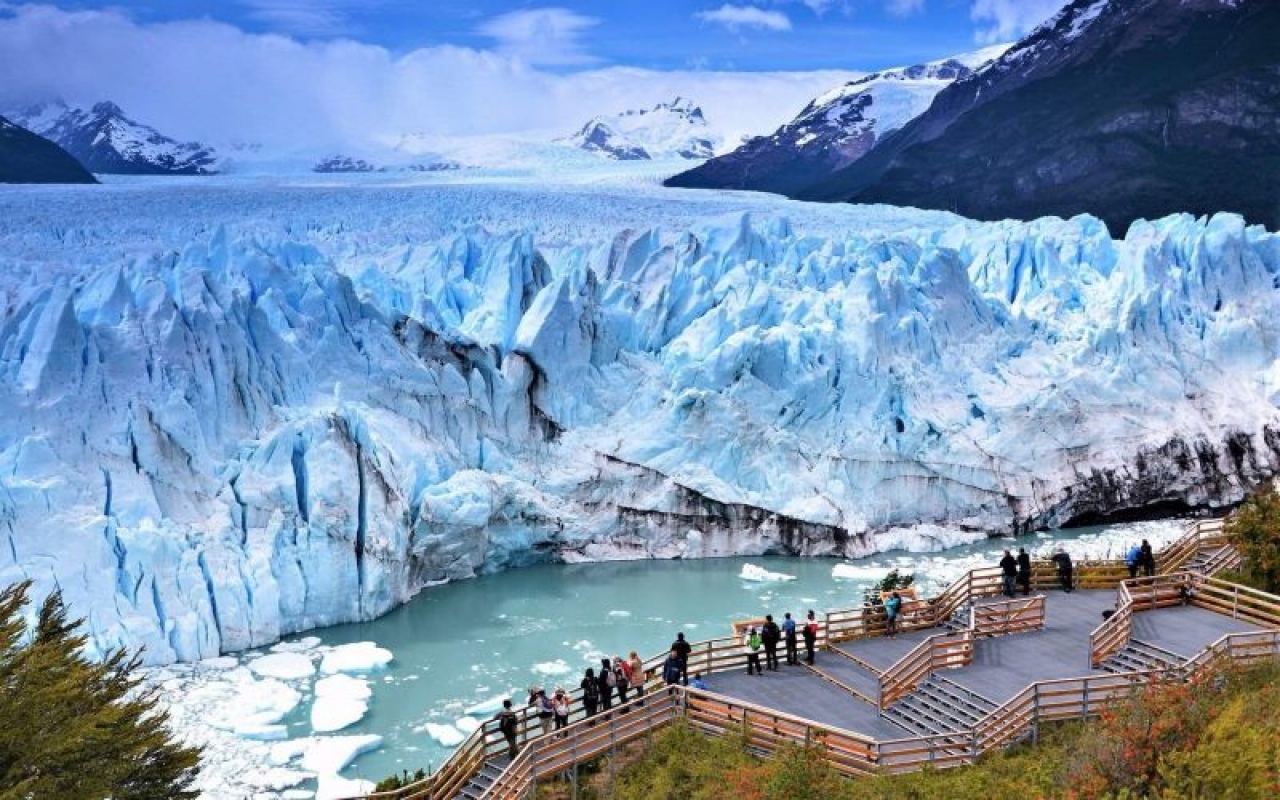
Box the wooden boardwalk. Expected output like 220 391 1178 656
701 589 1265 725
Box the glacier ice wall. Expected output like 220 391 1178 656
2 183 1278 663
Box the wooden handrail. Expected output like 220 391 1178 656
971 595 1046 638
878 631 973 710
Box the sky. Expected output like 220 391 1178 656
0 1 1070 151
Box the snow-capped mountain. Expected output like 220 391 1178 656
3 178 1279 665
566 97 718 160
0 115 96 183
667 47 1006 195
12 100 220 175
801 0 1280 233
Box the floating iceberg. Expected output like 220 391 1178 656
301 734 383 774
248 652 316 680
311 696 369 733
740 564 797 582
832 564 888 582
320 643 393 675
464 694 511 717
418 722 466 747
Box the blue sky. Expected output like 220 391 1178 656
49 1 1065 71
0 2 1066 146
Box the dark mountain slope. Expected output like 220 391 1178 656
0 116 96 184
800 0 1280 234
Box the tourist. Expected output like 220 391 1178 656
1126 543 1142 578
670 632 692 685
1000 549 1018 597
689 673 707 690
613 656 630 707
535 689 554 736
743 625 764 675
581 668 600 718
1140 539 1155 577
661 649 682 685
884 591 902 637
597 658 614 712
761 614 781 671
782 612 798 665
628 651 646 698
495 699 519 759
552 688 570 732
1051 547 1074 593
803 610 819 664
1017 547 1032 596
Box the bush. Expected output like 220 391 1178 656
0 580 202 798
1225 490 1280 592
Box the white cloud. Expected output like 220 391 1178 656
884 0 924 17
238 1 352 36
476 7 600 66
0 4 855 153
970 0 1069 44
696 4 793 33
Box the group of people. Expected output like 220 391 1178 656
1001 546 1079 594
739 610 821 674
1126 540 1157 577
999 547 1035 597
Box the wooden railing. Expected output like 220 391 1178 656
486 691 684 799
971 595 1046 638
878 631 973 710
1157 517 1228 574
1088 581 1133 668
1193 576 1280 629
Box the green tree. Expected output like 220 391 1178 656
1225 490 1280 592
0 581 201 799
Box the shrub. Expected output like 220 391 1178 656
1225 490 1280 592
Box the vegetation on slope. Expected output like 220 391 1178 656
0 581 201 799
1225 489 1280 594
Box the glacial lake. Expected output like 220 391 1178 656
155 518 1183 797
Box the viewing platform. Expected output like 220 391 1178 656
356 518 1280 800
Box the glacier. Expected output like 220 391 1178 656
1 177 1278 665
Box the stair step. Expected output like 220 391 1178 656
905 693 983 729
922 678 998 717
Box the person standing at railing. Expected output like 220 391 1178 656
884 592 902 637
1000 550 1018 597
670 632 692 685
580 668 600 718
744 626 764 675
1126 543 1142 578
597 658 615 713
552 688 570 732
661 649 682 685
782 612 798 665
628 651 645 701
1140 539 1155 577
803 610 818 664
612 656 630 708
1051 547 1074 593
495 699 519 759
534 689 554 736
1016 547 1032 596
761 614 782 671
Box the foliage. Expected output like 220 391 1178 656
863 569 915 605
612 721 758 800
1062 674 1218 797
0 580 201 799
1225 490 1280 593
373 767 427 793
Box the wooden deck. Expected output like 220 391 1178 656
702 588 1266 729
